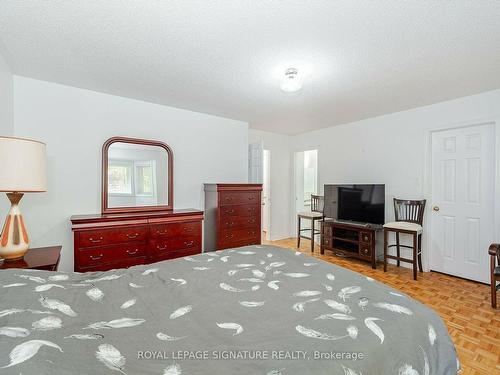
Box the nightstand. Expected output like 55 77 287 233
0 246 62 271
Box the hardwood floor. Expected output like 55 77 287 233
265 237 500 375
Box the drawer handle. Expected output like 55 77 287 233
126 249 139 255
248 231 256 235
248 196 255 200
156 245 167 251
89 254 103 261
225 233 234 239
156 230 167 235
183 226 194 232
126 233 139 239
88 237 103 243
225 221 235 226
247 219 256 224
225 196 233 201
184 240 194 247
225 209 235 214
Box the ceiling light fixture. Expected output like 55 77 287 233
281 68 302 93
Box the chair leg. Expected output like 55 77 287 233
412 232 418 281
492 281 497 309
396 232 400 267
311 218 315 253
383 229 388 272
297 216 301 248
417 234 423 272
492 258 497 309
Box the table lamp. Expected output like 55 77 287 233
0 136 47 261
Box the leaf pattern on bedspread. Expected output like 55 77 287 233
39 296 77 317
217 322 243 336
364 317 384 343
85 318 145 330
2 340 62 368
163 362 182 375
169 305 192 320
96 343 126 374
0 327 30 338
32 316 62 331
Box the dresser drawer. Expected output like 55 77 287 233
77 248 114 268
218 237 260 250
220 204 259 217
219 191 260 206
78 226 147 248
154 247 201 262
78 257 149 273
115 243 148 260
151 236 201 253
220 228 259 244
220 216 259 230
77 243 147 268
359 231 373 244
150 221 201 239
359 245 372 259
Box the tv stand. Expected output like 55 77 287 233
321 219 377 269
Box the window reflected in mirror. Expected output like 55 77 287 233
106 142 169 209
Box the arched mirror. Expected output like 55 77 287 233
102 137 173 214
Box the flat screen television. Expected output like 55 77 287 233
324 184 385 225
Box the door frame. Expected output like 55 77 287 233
262 149 271 241
291 147 320 239
423 116 500 277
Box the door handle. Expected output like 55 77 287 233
433 206 440 212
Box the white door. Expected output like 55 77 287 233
248 141 263 183
429 123 495 283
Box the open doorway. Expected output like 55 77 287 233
262 150 271 241
294 149 319 244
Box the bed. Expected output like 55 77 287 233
0 245 459 374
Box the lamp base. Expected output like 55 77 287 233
0 193 30 261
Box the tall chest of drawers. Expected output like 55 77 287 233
204 184 263 251
71 209 203 272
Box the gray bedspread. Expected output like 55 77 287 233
0 245 459 374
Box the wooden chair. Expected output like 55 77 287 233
489 243 500 308
297 195 324 253
383 199 426 280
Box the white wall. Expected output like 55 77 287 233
13 76 249 271
249 129 291 240
0 51 13 135
290 89 500 267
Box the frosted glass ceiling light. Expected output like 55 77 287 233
281 68 302 93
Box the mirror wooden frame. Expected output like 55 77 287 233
101 136 174 214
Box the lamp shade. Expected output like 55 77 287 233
0 136 47 192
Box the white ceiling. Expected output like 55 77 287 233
1 1 499 135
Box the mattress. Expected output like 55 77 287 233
0 245 459 374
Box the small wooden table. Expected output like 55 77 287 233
0 246 62 271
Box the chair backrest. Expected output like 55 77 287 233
393 198 426 225
311 195 324 213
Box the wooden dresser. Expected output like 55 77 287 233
71 209 203 272
204 183 262 251
321 220 378 269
